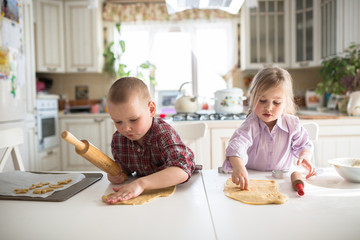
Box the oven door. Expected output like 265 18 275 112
37 110 59 152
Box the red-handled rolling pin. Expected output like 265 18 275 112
291 171 305 196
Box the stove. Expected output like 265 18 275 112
172 112 247 121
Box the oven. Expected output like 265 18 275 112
36 98 59 152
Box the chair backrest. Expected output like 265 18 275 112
171 122 207 142
302 122 319 142
171 122 208 168
302 122 319 166
0 128 25 172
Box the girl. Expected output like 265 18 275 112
222 66 316 190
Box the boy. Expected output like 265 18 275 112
105 77 195 204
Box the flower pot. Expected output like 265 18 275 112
347 91 360 116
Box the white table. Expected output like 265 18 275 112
0 172 215 240
202 169 360 240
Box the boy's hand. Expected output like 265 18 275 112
105 180 144 204
297 151 316 179
107 171 126 184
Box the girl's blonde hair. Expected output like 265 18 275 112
247 66 296 115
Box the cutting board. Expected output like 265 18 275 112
0 172 103 202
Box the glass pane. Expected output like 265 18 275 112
278 1 284 12
259 1 266 12
296 13 303 61
306 0 313 8
250 15 257 63
321 5 326 57
306 11 313 60
330 0 336 55
268 1 274 12
269 15 275 62
120 29 149 75
296 0 303 10
152 32 192 91
42 118 55 138
196 28 228 98
278 15 284 62
259 15 266 62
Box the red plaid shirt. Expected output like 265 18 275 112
111 118 195 178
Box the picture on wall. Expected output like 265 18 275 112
1 0 19 23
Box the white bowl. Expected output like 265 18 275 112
328 158 360 183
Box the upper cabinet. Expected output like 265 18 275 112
290 0 321 68
240 0 290 70
240 0 360 70
34 0 103 73
35 0 65 72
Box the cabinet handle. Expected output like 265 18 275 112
47 67 57 71
94 118 104 123
47 150 53 155
299 62 309 67
77 67 87 72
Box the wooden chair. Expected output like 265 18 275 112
0 128 25 172
171 122 208 168
302 122 319 166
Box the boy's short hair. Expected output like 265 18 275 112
107 77 151 104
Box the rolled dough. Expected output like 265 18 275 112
224 178 288 205
102 185 176 205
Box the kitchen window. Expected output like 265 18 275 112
112 20 238 108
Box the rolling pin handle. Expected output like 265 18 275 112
296 183 305 196
61 131 86 151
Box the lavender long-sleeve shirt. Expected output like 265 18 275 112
223 112 313 172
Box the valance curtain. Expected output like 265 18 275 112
102 2 240 22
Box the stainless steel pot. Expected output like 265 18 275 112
214 88 246 114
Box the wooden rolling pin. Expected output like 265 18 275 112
291 171 305 196
61 131 127 179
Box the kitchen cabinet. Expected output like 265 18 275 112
64 0 103 72
34 0 103 73
290 0 321 68
34 0 65 72
60 116 107 171
240 0 290 70
39 147 60 171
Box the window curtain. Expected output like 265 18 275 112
102 2 240 23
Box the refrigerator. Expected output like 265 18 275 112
0 0 36 171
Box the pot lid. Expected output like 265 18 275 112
215 88 244 95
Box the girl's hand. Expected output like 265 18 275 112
297 151 316 179
229 156 249 190
105 180 144 204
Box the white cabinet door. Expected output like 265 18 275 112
105 118 116 158
336 0 360 54
241 0 290 70
290 0 321 68
64 1 103 72
35 0 65 72
60 117 106 171
211 128 235 169
39 147 60 171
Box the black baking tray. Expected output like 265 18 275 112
0 172 103 202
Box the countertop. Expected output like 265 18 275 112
1 169 359 240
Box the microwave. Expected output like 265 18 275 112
36 98 59 152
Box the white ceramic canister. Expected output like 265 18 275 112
347 91 360 116
214 88 246 114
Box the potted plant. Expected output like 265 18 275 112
315 43 360 112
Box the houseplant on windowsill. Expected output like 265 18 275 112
315 43 360 114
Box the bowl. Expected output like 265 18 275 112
328 158 360 183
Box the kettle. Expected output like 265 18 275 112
174 82 198 113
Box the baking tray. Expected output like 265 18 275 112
0 172 103 202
